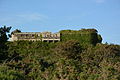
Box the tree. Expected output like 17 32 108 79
0 26 11 61
54 40 82 59
0 25 11 43
11 29 21 34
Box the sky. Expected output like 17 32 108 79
0 0 120 44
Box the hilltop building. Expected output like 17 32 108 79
11 32 60 42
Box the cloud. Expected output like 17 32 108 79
94 0 105 3
17 13 47 21
0 13 48 25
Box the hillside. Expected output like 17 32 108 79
0 27 120 80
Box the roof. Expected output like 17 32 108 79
13 32 60 34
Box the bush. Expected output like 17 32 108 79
54 40 82 59
0 65 25 80
60 29 102 45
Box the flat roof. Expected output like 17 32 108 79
14 32 60 34
14 32 41 34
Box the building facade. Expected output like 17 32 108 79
11 32 60 42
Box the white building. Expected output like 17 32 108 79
11 32 60 42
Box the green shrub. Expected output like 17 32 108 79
0 65 25 80
60 29 102 45
54 40 82 59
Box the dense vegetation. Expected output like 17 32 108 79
60 29 102 45
0 26 120 80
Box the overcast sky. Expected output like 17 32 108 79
0 0 120 44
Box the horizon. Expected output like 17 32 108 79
0 0 120 44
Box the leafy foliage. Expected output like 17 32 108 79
54 40 82 59
60 29 102 45
11 29 21 34
0 28 120 80
0 25 11 43
0 65 25 80
0 26 11 61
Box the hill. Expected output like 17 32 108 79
0 27 120 80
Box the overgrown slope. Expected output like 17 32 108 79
0 28 120 80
